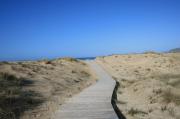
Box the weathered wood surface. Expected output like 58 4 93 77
53 60 118 119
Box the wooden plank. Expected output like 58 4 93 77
52 61 118 119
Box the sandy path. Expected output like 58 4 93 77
52 60 118 119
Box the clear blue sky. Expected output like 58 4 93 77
0 0 180 61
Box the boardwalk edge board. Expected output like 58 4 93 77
111 81 126 119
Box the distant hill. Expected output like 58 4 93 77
169 48 180 53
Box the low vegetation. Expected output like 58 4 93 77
163 89 180 105
128 108 147 116
62 57 79 62
143 51 160 54
0 73 44 119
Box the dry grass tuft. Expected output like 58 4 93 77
112 76 118 80
152 73 180 87
163 89 180 105
62 57 79 62
80 71 90 77
128 108 147 116
44 60 52 64
0 61 9 65
71 70 76 73
0 73 44 119
143 51 160 54
156 74 180 81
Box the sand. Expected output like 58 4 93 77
96 52 180 119
0 58 96 119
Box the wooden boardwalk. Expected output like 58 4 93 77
53 61 118 119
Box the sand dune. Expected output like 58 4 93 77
0 58 96 119
96 53 180 119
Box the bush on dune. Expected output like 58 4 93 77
62 57 79 62
163 89 180 105
0 73 44 119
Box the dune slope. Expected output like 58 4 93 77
0 58 96 119
96 53 180 119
